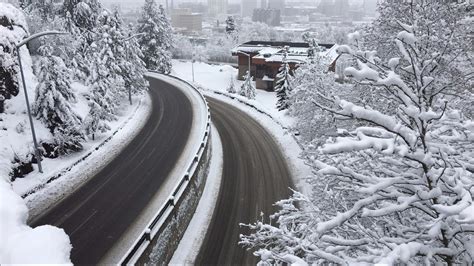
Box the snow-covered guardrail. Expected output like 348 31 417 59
118 74 211 265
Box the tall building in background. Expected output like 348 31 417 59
171 8 203 33
241 0 258 17
208 0 228 17
260 0 267 8
252 8 281 26
268 0 285 13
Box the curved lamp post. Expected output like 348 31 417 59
16 31 68 173
123 32 146 105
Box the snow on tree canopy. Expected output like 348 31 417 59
136 0 173 73
0 3 29 113
241 3 474 263
275 48 292 111
33 44 84 155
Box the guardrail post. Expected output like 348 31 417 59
145 228 151 241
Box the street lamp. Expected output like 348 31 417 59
123 32 146 105
16 31 68 173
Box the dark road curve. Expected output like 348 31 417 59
30 76 193 264
196 97 294 265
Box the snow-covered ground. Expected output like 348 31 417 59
171 60 295 126
171 60 311 194
0 3 72 263
23 94 151 220
170 59 313 264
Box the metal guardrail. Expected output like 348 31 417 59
118 73 211 265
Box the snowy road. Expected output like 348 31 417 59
29 77 193 264
196 98 294 265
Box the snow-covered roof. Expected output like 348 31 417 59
323 44 340 63
231 41 313 55
232 41 337 65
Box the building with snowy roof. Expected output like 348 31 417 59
232 41 337 91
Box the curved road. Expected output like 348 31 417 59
196 98 294 265
30 77 193 264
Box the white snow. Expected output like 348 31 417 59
0 4 74 263
0 178 71 264
171 59 312 196
22 95 152 220
169 124 223 265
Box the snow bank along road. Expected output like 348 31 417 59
195 97 294 264
29 76 194 264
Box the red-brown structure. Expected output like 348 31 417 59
232 41 337 91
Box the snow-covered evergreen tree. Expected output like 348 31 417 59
83 39 115 140
227 74 236 94
83 99 111 141
225 16 236 36
239 70 256 100
123 23 149 101
241 9 474 266
275 48 292 110
84 40 117 131
136 0 173 73
33 44 83 154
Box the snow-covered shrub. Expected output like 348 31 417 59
241 15 474 266
289 58 353 145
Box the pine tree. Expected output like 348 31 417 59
33 44 83 154
123 23 149 100
225 16 236 35
83 39 116 140
275 48 292 110
85 40 118 124
227 74 236 94
239 71 256 99
85 10 130 111
136 0 173 73
83 99 110 141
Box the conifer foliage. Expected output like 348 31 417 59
136 0 173 73
275 48 292 110
227 74 236 94
33 44 83 154
225 16 236 35
239 70 256 99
